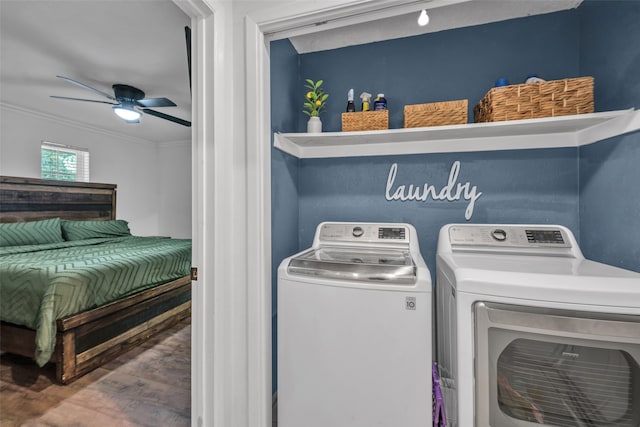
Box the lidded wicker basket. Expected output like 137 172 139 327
474 77 594 123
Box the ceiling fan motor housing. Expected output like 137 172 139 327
113 84 145 101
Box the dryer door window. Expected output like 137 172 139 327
497 339 637 426
474 302 640 427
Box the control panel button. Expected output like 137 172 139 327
491 229 507 241
352 226 364 237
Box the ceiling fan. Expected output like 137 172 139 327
50 75 191 127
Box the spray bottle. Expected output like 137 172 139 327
373 93 387 110
346 88 355 112
360 92 372 111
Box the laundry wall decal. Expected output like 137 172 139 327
385 161 482 220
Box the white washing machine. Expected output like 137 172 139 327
278 222 432 427
435 223 640 427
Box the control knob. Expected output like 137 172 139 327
491 229 507 241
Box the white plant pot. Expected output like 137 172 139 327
307 116 322 133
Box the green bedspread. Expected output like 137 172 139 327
0 236 191 366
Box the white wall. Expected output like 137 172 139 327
158 140 191 238
0 104 191 237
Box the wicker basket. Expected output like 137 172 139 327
474 76 594 123
404 100 468 128
342 110 389 132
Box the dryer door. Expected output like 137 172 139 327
474 302 640 427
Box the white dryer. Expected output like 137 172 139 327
278 222 432 427
435 223 640 427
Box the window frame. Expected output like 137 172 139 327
40 141 90 182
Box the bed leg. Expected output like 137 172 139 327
57 331 76 384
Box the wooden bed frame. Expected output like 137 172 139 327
0 176 192 384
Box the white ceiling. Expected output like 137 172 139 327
286 0 582 54
1 0 583 145
0 0 191 144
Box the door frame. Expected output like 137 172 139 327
180 1 420 426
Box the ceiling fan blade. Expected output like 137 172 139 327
136 98 177 108
185 26 192 95
50 95 117 105
142 109 191 127
56 76 116 101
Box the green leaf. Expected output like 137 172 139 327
316 80 323 88
305 79 315 86
321 94 329 101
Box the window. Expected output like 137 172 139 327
41 141 90 182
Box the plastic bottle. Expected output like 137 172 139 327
373 93 387 110
360 92 372 111
346 88 355 112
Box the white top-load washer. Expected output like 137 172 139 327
278 222 432 427
436 224 640 427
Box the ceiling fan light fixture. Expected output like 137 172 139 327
113 103 141 121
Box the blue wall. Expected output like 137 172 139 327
300 11 579 132
578 1 640 271
270 39 300 391
298 149 579 275
271 39 300 311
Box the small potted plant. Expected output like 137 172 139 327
303 79 329 133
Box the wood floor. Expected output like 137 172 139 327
1 319 191 427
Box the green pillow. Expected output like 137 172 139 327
61 219 131 241
0 217 64 247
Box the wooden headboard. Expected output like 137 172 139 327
0 176 117 223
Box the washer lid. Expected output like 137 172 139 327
288 247 416 284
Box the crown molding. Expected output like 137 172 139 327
158 139 192 148
1 102 157 146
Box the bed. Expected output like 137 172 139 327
0 176 192 384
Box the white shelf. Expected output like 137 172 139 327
274 109 640 159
